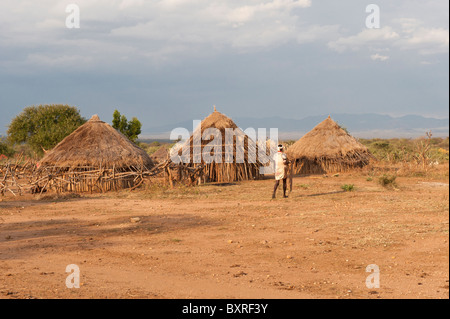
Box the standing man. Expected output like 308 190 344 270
273 144 290 199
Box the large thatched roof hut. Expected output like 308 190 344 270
286 116 374 174
170 109 263 183
38 115 153 192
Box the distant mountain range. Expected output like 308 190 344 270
142 113 449 139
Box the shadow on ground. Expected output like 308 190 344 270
0 213 219 260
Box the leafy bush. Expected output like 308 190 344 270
0 138 15 157
429 147 449 162
378 174 398 188
146 146 160 156
12 143 35 159
360 136 449 164
7 104 86 156
341 184 355 192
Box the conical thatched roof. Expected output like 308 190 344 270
169 108 263 183
39 115 153 169
287 116 373 162
173 109 259 164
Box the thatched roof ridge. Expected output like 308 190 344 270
286 116 373 161
39 115 154 169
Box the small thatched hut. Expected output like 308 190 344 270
37 115 154 192
150 145 170 163
171 108 263 183
286 116 374 174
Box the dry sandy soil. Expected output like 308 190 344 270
0 169 448 299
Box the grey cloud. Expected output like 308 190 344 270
0 0 448 135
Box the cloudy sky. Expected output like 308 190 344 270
0 0 448 134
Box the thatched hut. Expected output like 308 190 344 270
170 109 263 183
286 116 374 174
150 145 170 163
37 115 154 192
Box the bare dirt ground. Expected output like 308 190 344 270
0 168 448 299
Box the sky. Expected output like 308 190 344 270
0 0 448 134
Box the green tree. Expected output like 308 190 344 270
112 110 142 142
112 110 128 133
7 104 86 155
0 137 14 157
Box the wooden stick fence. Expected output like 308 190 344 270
0 154 38 196
0 159 208 196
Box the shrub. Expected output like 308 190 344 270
146 146 161 156
341 184 355 192
360 135 449 165
378 174 398 188
0 138 15 157
7 105 86 155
